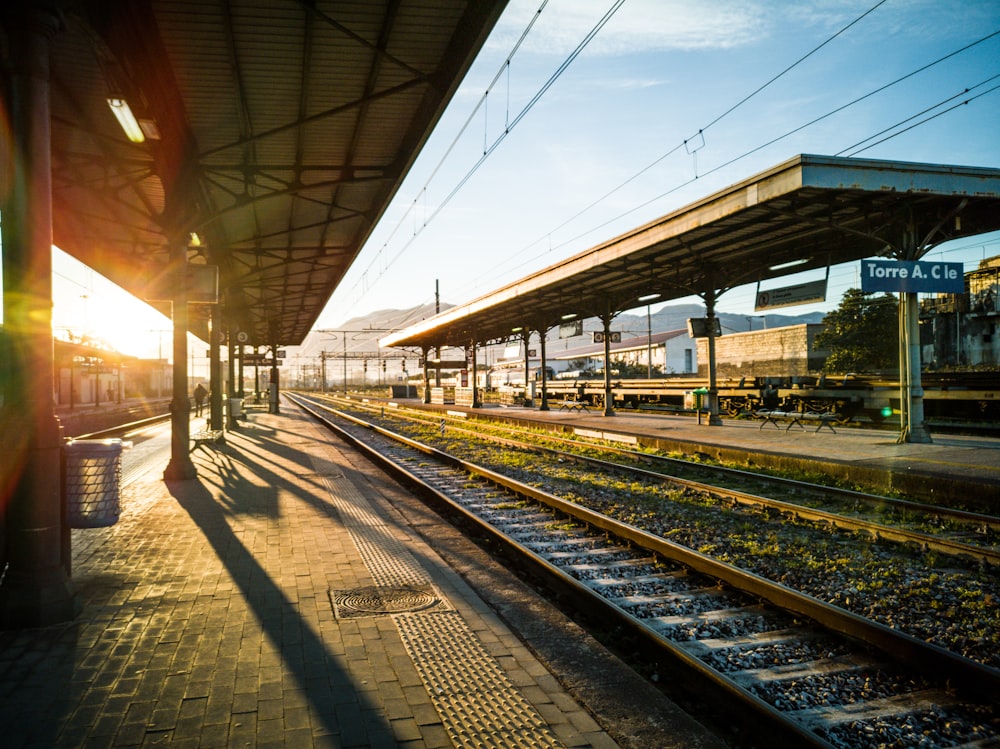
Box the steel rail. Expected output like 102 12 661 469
445 423 1000 568
287 394 835 748
320 391 1000 532
289 393 1000 739
311 393 1000 566
72 412 173 440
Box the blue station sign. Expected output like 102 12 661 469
861 259 964 294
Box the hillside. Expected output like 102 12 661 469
290 303 825 361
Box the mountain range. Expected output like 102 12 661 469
289 303 826 361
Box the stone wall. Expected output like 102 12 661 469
696 324 828 378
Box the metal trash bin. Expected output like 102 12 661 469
229 397 244 419
63 438 129 528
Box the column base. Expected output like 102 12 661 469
163 457 198 481
898 425 933 444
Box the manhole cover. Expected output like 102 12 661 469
330 585 440 618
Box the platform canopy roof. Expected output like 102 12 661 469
380 154 1000 351
20 0 506 346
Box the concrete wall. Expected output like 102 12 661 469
696 324 828 378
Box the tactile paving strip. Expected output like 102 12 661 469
395 611 564 749
320 472 567 748
322 476 432 587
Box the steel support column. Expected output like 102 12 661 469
0 5 79 626
421 346 432 404
896 214 932 444
702 291 723 426
538 326 550 411
238 343 245 398
521 330 532 407
900 291 931 443
164 241 196 481
601 313 615 417
226 326 238 431
269 342 280 414
209 305 224 435
470 339 480 408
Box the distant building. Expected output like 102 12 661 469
920 254 1000 367
51 337 171 406
551 329 696 376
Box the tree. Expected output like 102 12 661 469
815 288 898 373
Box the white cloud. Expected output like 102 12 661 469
490 0 769 58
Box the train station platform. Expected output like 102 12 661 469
0 404 722 749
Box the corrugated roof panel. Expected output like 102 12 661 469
382 156 1000 349
39 0 507 345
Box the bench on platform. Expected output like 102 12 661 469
757 409 837 434
558 400 587 412
191 429 225 449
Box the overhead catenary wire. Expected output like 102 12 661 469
336 0 883 319
474 0 899 285
491 28 1000 285
338 1 552 302
840 78 1000 157
328 6 998 328
326 1 624 323
383 0 626 272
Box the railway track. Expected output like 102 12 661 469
72 412 172 440
315 393 1000 669
287 392 999 749
310 393 1000 568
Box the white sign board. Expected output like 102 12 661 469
559 320 583 339
755 278 827 311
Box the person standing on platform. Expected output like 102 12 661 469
193 383 208 417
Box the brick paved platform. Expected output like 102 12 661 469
0 407 662 748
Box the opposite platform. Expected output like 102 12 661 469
419 401 999 504
0 405 721 748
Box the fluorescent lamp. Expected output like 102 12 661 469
561 313 577 321
768 258 810 271
638 293 661 302
107 97 145 143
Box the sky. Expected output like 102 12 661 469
38 0 1000 361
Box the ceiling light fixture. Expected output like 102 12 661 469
768 257 810 271
107 97 145 143
638 293 661 302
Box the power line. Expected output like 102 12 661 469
500 28 1000 280
331 10 999 326
840 77 1000 157
328 1 624 322
473 0 894 286
358 1 552 263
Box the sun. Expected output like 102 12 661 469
52 248 173 360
